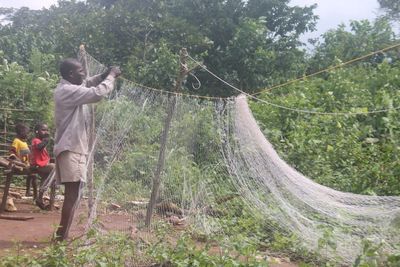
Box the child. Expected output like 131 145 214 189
31 122 55 210
9 123 32 196
9 123 30 162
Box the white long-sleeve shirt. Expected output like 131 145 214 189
54 74 115 157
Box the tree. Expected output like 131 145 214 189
252 60 400 195
0 0 318 97
0 50 56 129
307 18 397 74
378 0 400 20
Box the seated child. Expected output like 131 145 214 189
31 123 55 210
9 123 30 162
9 123 32 196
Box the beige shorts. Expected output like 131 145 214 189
55 151 87 184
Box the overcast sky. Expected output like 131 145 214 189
291 0 382 40
0 0 56 10
0 0 383 40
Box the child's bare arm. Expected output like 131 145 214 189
36 137 50 150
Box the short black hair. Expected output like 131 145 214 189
59 58 81 79
15 123 29 136
34 122 46 132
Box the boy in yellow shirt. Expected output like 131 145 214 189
9 123 32 196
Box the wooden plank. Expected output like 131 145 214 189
0 185 26 190
0 157 11 168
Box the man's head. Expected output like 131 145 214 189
59 58 86 85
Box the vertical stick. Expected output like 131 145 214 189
49 182 56 211
78 45 95 217
145 48 188 227
0 173 13 213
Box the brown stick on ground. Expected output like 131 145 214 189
215 193 240 204
0 215 34 221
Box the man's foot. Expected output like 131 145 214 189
52 235 64 243
53 228 66 243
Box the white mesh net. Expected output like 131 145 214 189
59 49 400 264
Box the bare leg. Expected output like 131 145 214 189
36 173 48 210
49 181 56 210
55 181 82 241
25 176 32 196
31 175 38 200
36 164 56 210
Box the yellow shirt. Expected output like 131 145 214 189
10 138 30 164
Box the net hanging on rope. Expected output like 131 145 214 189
58 48 400 265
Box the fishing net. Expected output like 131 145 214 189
47 49 400 264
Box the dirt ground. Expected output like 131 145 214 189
0 197 297 267
0 198 135 254
0 200 76 256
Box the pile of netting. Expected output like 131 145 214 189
48 49 400 265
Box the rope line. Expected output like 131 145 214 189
251 42 400 96
119 77 224 100
187 54 400 116
83 42 400 116
84 50 223 100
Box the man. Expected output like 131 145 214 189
54 58 121 241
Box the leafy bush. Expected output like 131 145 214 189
252 61 400 195
0 50 56 132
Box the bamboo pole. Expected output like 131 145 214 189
78 45 95 216
145 48 189 227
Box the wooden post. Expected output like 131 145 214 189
0 173 13 213
31 175 38 200
78 45 95 216
49 182 56 211
145 48 189 227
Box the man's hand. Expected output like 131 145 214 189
101 68 111 80
109 66 121 78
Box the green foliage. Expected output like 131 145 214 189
252 61 400 196
0 50 56 133
0 227 270 266
94 96 229 208
378 0 400 21
0 242 71 267
150 231 269 267
352 239 400 267
0 0 400 265
0 0 317 96
127 40 179 89
0 232 140 267
308 18 397 73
